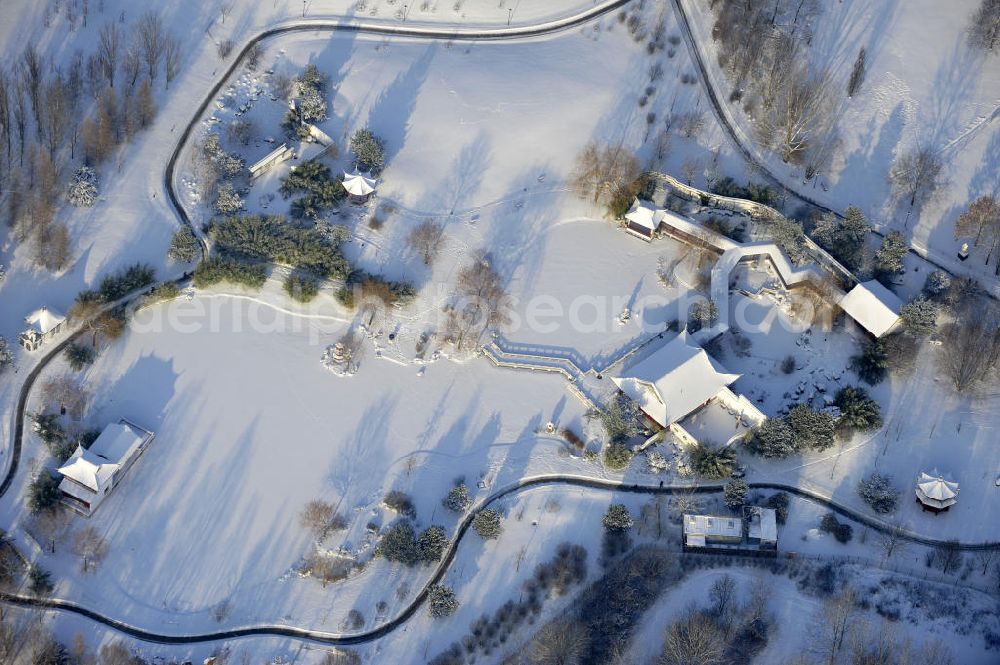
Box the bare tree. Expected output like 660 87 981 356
97 21 120 88
122 43 141 90
40 73 69 158
954 195 1000 272
30 507 70 554
0 68 11 170
889 146 944 207
529 620 589 665
136 11 165 80
220 2 235 24
815 588 857 665
163 35 180 87
449 251 509 350
968 0 1000 53
21 46 44 135
659 606 726 665
876 521 908 564
708 574 737 618
300 499 337 539
760 66 835 163
72 526 108 573
246 42 264 71
941 303 1000 392
570 141 640 205
407 220 445 266
42 376 91 420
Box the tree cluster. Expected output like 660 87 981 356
689 443 736 478
279 159 345 219
748 404 835 458
857 471 900 514
377 519 450 566
192 257 267 290
444 252 509 351
810 206 869 271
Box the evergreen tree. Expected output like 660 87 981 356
427 585 459 618
442 483 471 512
899 297 938 336
602 503 634 531
847 47 867 97
748 418 797 458
350 128 386 174
213 182 244 215
68 165 99 207
857 472 899 514
472 508 503 540
723 478 748 510
416 525 449 563
786 405 836 451
834 386 882 431
873 231 908 279
851 338 890 385
65 342 96 370
168 228 200 262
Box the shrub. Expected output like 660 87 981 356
834 386 882 431
786 405 836 451
923 270 951 299
712 177 777 205
29 566 54 595
472 508 503 540
819 513 853 543
780 355 796 374
208 215 349 278
377 520 419 565
213 182 245 215
602 503 634 531
29 473 61 514
193 257 267 289
168 228 201 263
0 337 12 375
442 484 471 512
350 128 386 174
689 444 736 478
283 273 320 303
763 492 789 524
98 263 157 302
748 418 797 458
603 442 634 470
144 282 181 305
65 343 96 371
427 585 459 618
723 478 748 509
279 160 345 219
857 472 899 514
383 490 417 519
851 338 889 385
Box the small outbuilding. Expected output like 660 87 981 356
19 307 66 351
249 143 295 179
623 198 665 240
915 472 959 514
837 279 902 337
343 172 377 204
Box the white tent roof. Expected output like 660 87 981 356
25 307 66 335
343 172 377 196
57 421 149 492
915 472 959 509
624 198 665 232
612 329 741 427
837 280 902 337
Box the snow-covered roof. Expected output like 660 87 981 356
683 514 742 540
343 172 377 196
25 307 66 335
612 329 740 428
746 506 777 543
57 421 150 493
916 472 959 509
837 280 902 337
624 198 665 232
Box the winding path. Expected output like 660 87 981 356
3 0 999 649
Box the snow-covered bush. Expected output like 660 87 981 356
68 166 99 207
0 337 12 374
603 442 634 470
857 472 900 514
427 585 459 618
201 133 244 178
900 297 938 336
472 508 503 540
168 228 201 263
383 490 417 519
688 299 719 331
442 483 471 512
213 182 244 215
748 418 796 458
819 512 853 543
646 450 670 473
350 128 386 174
689 443 737 478
723 478 748 509
602 504 633 531
297 87 327 122
923 270 951 299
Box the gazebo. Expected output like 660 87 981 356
343 172 377 204
915 472 959 514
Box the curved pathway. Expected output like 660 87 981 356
3 0 998 649
1 473 997 647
